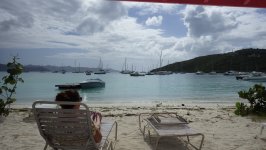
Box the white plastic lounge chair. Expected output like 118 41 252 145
261 123 266 135
139 112 204 150
32 101 118 150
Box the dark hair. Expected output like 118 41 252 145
55 90 82 109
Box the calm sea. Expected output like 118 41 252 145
0 72 265 106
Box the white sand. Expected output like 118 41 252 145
0 104 266 150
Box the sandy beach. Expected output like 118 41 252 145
0 103 266 150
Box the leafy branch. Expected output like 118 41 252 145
235 84 266 116
0 56 24 117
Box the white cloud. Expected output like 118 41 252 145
68 0 127 35
0 0 34 31
182 6 238 38
123 2 181 15
0 1 266 70
178 5 266 56
145 16 163 26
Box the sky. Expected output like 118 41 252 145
0 0 266 71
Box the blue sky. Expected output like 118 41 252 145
0 0 266 71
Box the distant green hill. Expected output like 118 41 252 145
153 48 266 73
0 64 50 72
0 64 117 73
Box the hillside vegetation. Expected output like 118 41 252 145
153 48 266 73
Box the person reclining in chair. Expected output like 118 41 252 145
55 89 102 143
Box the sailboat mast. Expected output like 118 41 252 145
159 50 163 68
74 60 77 72
98 58 103 70
125 58 127 71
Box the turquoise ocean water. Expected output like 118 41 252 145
0 72 265 106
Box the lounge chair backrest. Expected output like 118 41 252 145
32 101 97 150
151 114 161 123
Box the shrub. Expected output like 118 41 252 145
237 84 266 116
0 56 24 117
234 102 249 116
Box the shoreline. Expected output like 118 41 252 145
12 99 241 109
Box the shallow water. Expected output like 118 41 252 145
0 72 264 106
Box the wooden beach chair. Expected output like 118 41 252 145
139 112 204 150
32 101 118 150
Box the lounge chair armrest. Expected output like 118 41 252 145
112 121 118 140
139 113 153 133
104 121 118 141
176 115 188 124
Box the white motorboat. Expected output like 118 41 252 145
195 71 204 75
224 70 238 76
79 79 105 88
209 71 217 75
130 71 145 76
85 71 92 75
146 72 155 75
154 71 172 75
94 69 106 74
242 76 266 82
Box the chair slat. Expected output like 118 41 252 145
43 129 89 135
37 112 88 118
36 108 87 113
39 117 88 122
41 125 89 131
40 122 88 127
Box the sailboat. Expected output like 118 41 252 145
94 58 106 74
72 61 82 73
61 69 66 74
120 58 133 74
209 60 217 75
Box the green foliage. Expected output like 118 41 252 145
153 48 266 73
237 84 266 116
0 56 24 117
234 102 249 116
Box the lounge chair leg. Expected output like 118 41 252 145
148 130 151 143
115 121 118 141
107 142 113 150
186 135 190 148
43 143 48 150
261 125 264 135
154 137 160 150
143 125 146 138
199 134 205 150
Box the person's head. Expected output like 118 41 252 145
55 90 82 109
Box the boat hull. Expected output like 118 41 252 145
242 76 266 82
79 81 105 88
56 79 105 89
55 83 81 89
